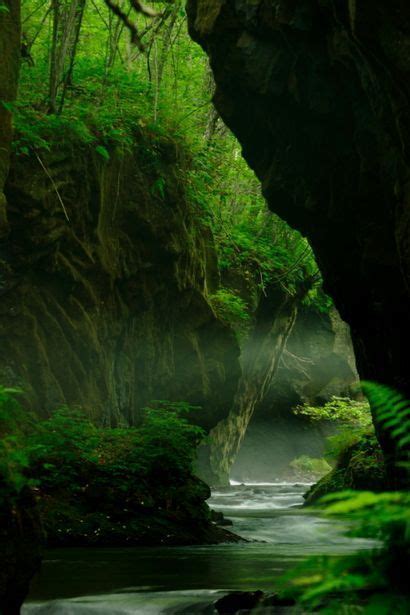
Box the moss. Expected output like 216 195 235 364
304 434 388 505
1 134 240 430
39 474 238 547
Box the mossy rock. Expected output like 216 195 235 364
39 473 240 547
304 434 387 505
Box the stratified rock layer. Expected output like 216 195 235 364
187 0 410 472
0 136 240 428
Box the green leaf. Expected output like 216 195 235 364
151 177 166 199
95 145 110 161
1 100 13 111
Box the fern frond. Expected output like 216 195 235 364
361 381 410 460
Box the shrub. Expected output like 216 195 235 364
289 455 332 480
0 387 35 501
294 396 371 426
209 288 251 335
294 396 373 465
283 383 410 612
282 490 410 613
0 389 208 544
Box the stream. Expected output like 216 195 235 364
23 482 377 614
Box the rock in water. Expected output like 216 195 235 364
214 591 264 614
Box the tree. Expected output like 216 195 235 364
0 0 21 235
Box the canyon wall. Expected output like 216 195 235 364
198 281 303 485
0 137 240 428
232 305 359 482
187 0 410 475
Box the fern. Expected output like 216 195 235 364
282 488 410 611
282 383 410 611
361 381 410 462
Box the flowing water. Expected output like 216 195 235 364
23 482 377 614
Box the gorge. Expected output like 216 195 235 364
1 1 409 613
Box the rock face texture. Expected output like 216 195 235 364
198 281 309 485
0 0 20 235
232 306 359 482
187 0 410 473
304 433 387 505
0 138 240 428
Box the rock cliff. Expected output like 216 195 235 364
0 137 240 429
187 0 410 475
198 280 309 485
232 305 359 482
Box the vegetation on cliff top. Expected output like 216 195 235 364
11 0 330 333
286 396 373 482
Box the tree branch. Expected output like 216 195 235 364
102 0 161 51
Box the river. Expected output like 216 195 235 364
23 482 377 614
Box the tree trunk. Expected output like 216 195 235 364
0 0 21 236
48 0 84 113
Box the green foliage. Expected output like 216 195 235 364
95 144 110 161
289 455 332 479
12 105 94 154
13 0 332 323
304 434 387 504
284 383 410 611
283 490 410 612
27 401 205 494
0 386 28 434
188 140 326 305
0 386 35 500
294 396 371 425
137 400 205 477
151 176 166 199
294 396 373 465
12 63 151 154
0 435 32 499
27 407 100 491
209 288 251 334
0 388 204 526
362 381 410 463
325 429 373 468
303 286 334 313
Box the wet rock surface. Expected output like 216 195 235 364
304 433 387 504
214 590 297 614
